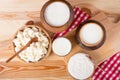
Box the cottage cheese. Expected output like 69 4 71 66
13 26 49 62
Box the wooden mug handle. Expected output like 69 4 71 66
81 7 92 16
109 16 120 25
25 20 34 25
75 3 100 17
117 17 120 25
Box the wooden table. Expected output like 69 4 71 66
0 0 120 80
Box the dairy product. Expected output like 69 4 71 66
13 26 49 62
52 37 72 56
68 53 94 79
44 2 70 27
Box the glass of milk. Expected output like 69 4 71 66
40 0 74 33
75 20 106 50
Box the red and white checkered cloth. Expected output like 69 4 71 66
92 52 120 80
52 7 120 80
52 7 90 40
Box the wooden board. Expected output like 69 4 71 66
64 12 120 65
0 0 120 79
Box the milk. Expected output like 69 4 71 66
52 37 72 56
44 2 70 27
79 23 103 46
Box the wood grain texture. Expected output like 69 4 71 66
0 0 119 21
0 0 119 15
0 0 120 80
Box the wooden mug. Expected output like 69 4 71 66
40 0 74 33
75 20 106 50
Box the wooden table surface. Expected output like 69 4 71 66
0 0 120 80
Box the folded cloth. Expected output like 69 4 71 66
52 7 120 80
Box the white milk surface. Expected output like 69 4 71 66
68 53 94 79
52 37 72 56
44 2 70 27
80 23 103 44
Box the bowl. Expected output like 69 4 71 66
75 20 106 50
67 52 95 80
40 0 74 33
12 22 52 63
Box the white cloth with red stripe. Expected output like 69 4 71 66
52 7 120 80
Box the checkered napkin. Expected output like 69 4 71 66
52 7 120 80
92 52 120 80
52 7 90 40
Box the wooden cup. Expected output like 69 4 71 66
75 20 106 50
40 0 74 33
